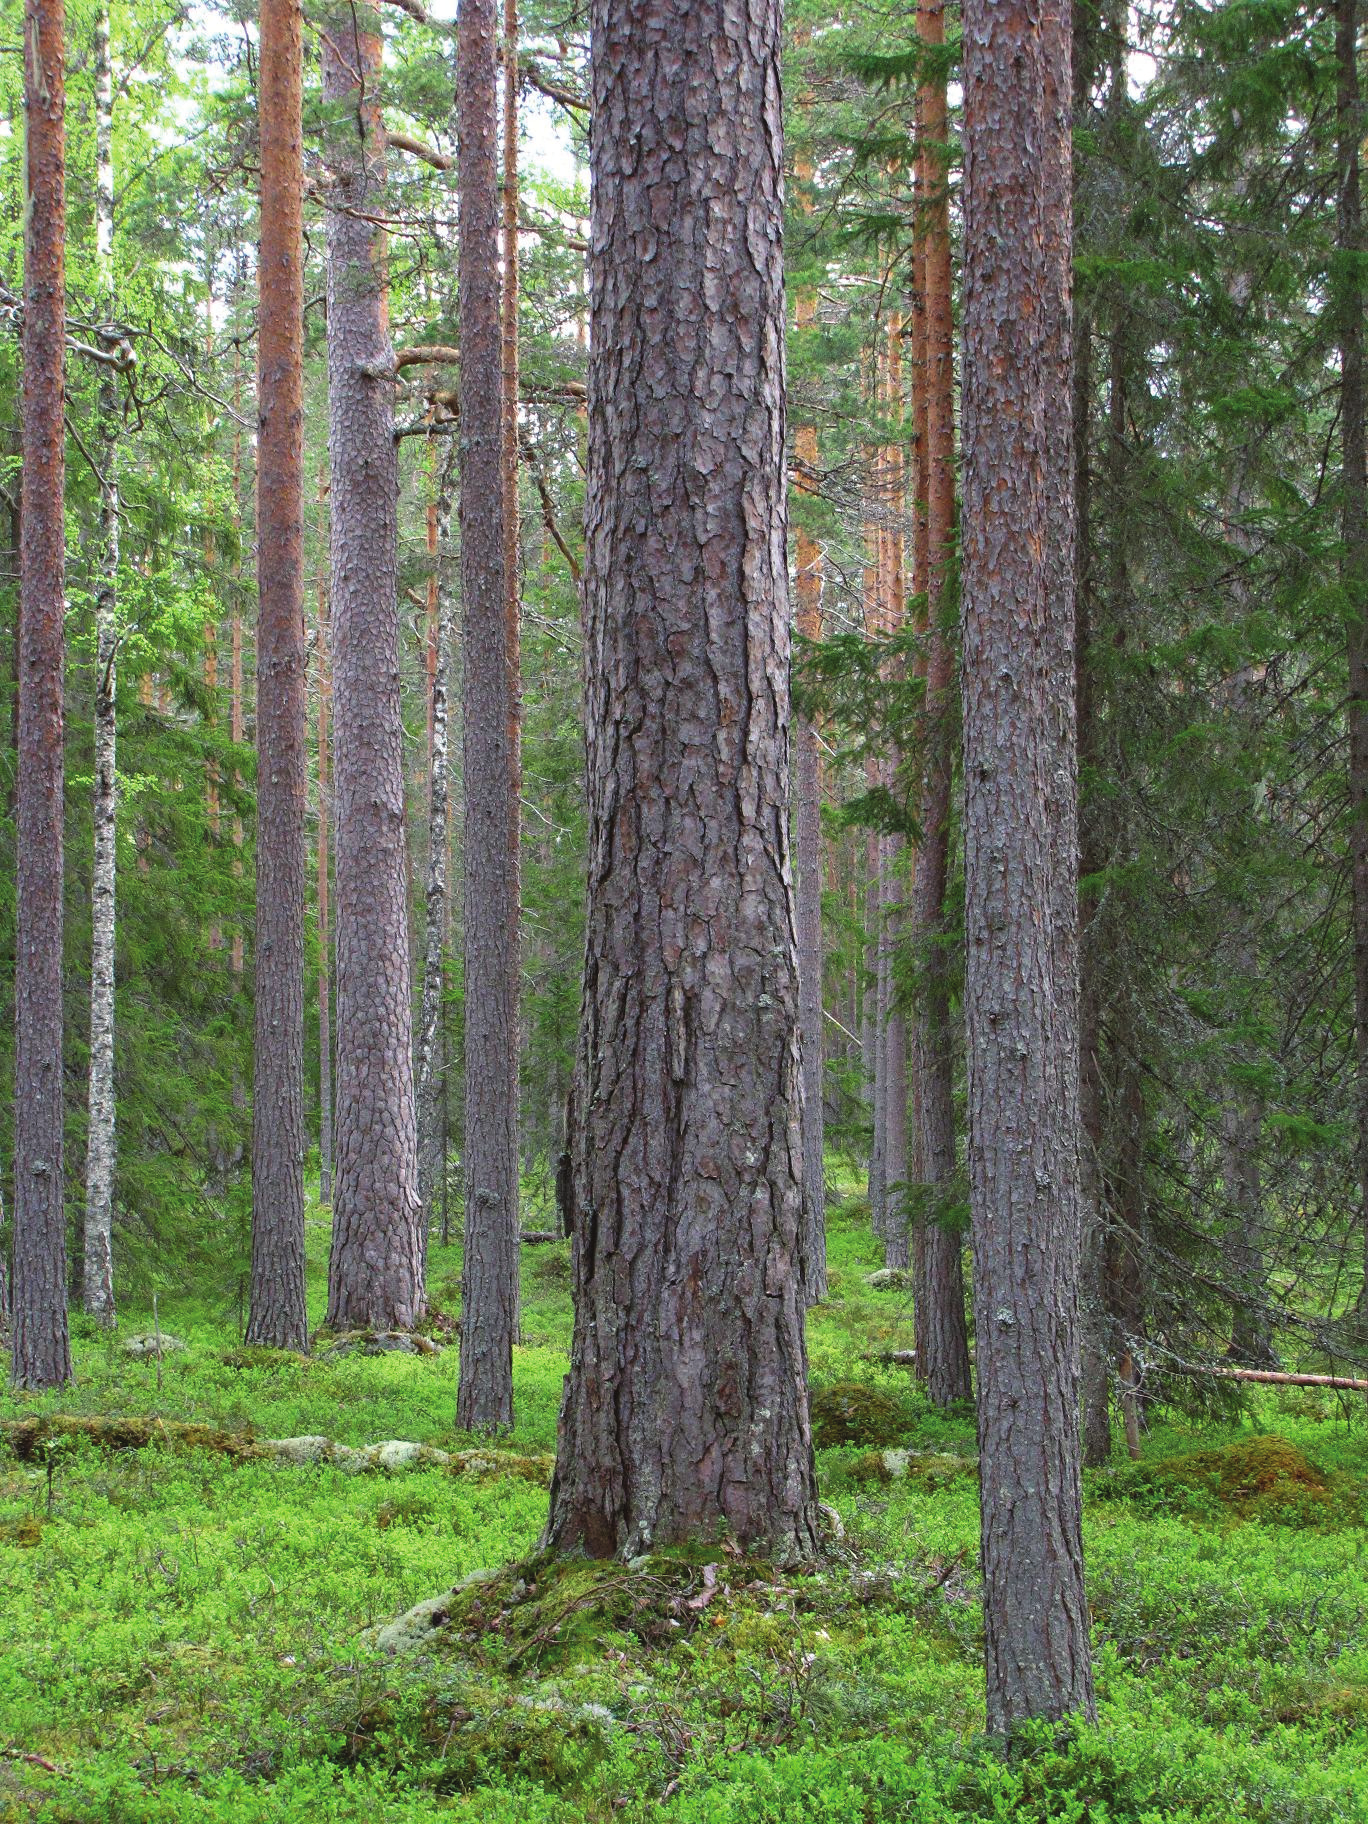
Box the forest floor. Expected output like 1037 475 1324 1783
3 1182 1368 1822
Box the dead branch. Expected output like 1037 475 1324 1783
386 129 453 172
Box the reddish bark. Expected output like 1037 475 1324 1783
909 16 971 1403
247 0 309 1351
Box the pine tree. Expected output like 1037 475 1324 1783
960 0 1094 1729
247 0 309 1352
322 0 423 1333
457 0 520 1432
12 0 73 1390
545 0 819 1562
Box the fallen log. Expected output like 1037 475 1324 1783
1178 1364 1368 1393
519 1229 561 1245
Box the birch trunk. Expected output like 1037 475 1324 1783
84 0 119 1327
417 450 457 1240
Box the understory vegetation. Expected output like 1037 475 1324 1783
4 1185 1368 1823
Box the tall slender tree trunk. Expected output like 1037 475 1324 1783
961 0 1094 1731
247 0 309 1351
418 449 457 1240
230 328 246 985
84 0 119 1327
793 148 828 1305
316 466 333 1208
457 0 520 1431
910 10 971 1400
322 2 422 1331
544 0 819 1562
1074 308 1113 1466
1336 0 1368 1316
13 0 72 1389
863 468 888 1240
878 321 912 1274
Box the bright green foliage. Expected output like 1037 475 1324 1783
3 1206 1368 1821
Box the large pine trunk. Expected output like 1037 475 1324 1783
322 2 422 1333
543 0 819 1563
457 0 521 1432
910 0 971 1402
13 0 73 1390
84 0 119 1328
247 0 309 1352
960 0 1094 1732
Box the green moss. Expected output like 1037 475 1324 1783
1102 1432 1346 1524
219 1346 305 1372
809 1381 913 1449
1 1414 263 1464
842 1447 976 1487
435 1546 782 1672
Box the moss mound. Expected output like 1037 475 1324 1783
1148 1434 1338 1522
844 1447 977 1488
1 1414 262 1463
219 1345 305 1371
430 1547 783 1672
809 1381 913 1449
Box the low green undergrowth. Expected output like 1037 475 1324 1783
2 1177 1368 1820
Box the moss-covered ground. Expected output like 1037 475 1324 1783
4 1181 1368 1820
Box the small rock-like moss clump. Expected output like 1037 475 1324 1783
220 1345 305 1371
844 1447 977 1487
809 1380 913 1449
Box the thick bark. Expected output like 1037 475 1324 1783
910 6 971 1402
13 0 72 1390
248 0 309 1352
543 0 819 1562
458 0 520 1432
793 160 828 1306
316 467 333 1208
84 0 118 1328
322 4 423 1332
961 0 1094 1733
1337 0 1368 1313
417 451 457 1236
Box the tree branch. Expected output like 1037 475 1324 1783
521 60 589 115
386 128 453 171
